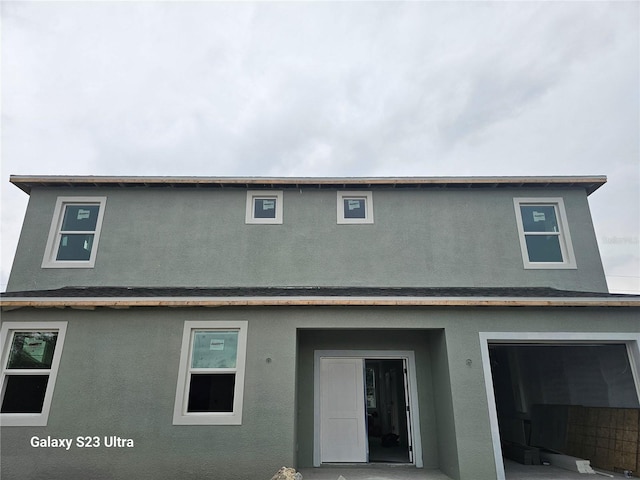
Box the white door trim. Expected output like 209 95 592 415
313 350 424 468
479 332 640 480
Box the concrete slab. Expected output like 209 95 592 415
297 465 453 480
504 459 630 479
297 460 632 480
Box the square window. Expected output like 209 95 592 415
245 191 283 224
0 323 68 426
337 191 374 224
173 321 248 425
42 197 107 268
343 199 366 219
254 198 277 219
514 198 576 269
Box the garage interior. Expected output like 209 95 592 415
488 343 640 476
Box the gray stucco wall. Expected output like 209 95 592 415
0 307 298 480
8 186 607 292
2 306 637 480
429 328 460 479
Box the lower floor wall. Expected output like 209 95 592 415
0 306 639 480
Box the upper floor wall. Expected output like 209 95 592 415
6 176 609 292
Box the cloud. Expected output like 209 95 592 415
1 1 638 291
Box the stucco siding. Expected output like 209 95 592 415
0 307 298 480
8 186 607 292
1 306 637 480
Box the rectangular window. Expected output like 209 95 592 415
337 191 374 224
514 198 576 269
0 322 68 426
245 191 283 224
42 197 107 268
173 321 248 425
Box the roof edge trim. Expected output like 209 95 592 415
2 295 639 309
10 175 608 195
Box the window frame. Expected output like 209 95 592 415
337 191 374 224
173 321 248 425
513 197 576 269
0 322 68 426
245 190 283 224
41 196 107 268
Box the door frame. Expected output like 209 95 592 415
479 332 640 480
313 350 424 468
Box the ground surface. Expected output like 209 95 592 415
297 460 632 479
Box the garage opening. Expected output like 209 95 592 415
487 341 640 476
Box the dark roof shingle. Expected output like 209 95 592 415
1 286 635 298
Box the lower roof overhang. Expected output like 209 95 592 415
1 286 639 310
0 296 640 311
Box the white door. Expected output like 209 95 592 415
319 357 367 463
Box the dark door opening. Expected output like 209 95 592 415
365 359 412 463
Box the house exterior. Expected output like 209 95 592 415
1 175 638 480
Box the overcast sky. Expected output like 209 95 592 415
1 1 638 293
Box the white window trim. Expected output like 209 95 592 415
0 322 68 426
173 320 248 425
245 190 283 224
41 196 107 268
337 191 374 224
513 197 576 269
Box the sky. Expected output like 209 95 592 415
1 1 638 293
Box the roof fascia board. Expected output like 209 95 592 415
2 295 639 309
10 175 607 195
